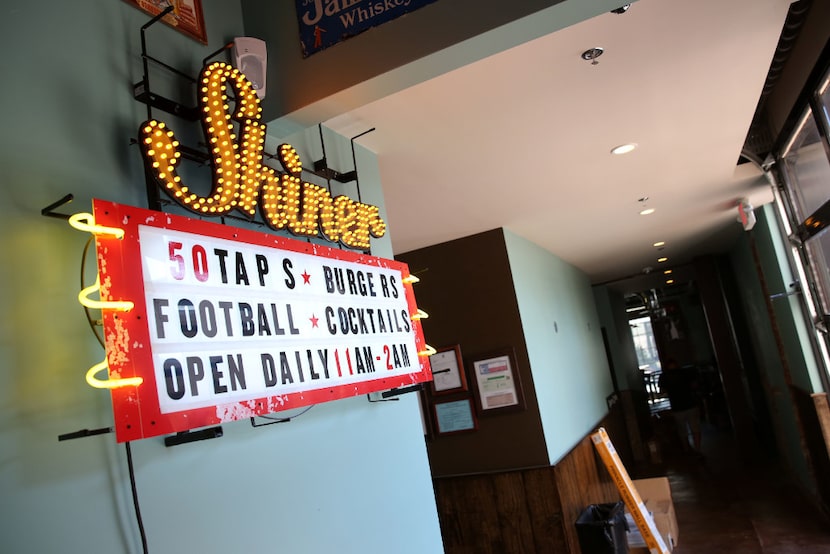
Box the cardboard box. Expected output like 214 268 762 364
626 477 679 551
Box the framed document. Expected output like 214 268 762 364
432 398 477 435
471 349 524 414
429 345 467 395
123 0 208 44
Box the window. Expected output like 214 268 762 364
782 109 830 221
630 316 660 371
630 315 669 410
774 65 830 389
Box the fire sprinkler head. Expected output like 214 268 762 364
581 47 604 65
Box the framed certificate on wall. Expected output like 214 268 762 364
429 345 467 395
432 398 477 435
471 348 524 414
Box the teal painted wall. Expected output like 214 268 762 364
503 230 613 463
0 3 442 553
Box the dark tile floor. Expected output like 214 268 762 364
638 420 830 553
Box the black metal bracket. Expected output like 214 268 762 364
133 5 200 121
308 124 370 185
311 158 358 183
164 426 223 447
58 426 113 441
250 416 290 427
41 194 75 220
769 281 801 300
203 42 234 68
367 384 423 402
133 81 200 121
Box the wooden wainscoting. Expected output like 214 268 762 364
433 417 624 554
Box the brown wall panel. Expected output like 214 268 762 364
554 435 620 553
523 468 568 552
493 472 536 553
694 255 758 459
433 413 626 554
397 229 548 475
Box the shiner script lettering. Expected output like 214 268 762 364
138 62 386 250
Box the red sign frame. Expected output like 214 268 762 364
92 199 431 442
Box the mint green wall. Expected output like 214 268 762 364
728 205 816 496
503 230 613 463
593 287 641 391
0 3 442 553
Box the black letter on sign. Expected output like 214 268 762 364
239 303 255 336
262 353 277 387
153 298 169 338
214 248 229 284
235 252 249 285
283 258 295 289
228 354 246 391
323 265 334 293
279 352 294 384
163 358 185 400
187 356 205 396
199 300 217 337
256 254 269 287
178 299 198 338
210 355 227 394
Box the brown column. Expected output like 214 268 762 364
693 255 758 459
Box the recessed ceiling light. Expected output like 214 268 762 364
666 279 675 285
653 241 665 247
664 269 673 275
611 143 637 155
658 257 668 263
640 208 655 215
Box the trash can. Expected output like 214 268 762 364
575 501 629 554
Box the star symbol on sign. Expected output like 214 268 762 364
302 270 311 284
310 314 319 328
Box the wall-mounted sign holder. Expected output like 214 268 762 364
57 426 113 441
367 383 423 402
164 426 224 447
41 193 75 220
133 6 199 123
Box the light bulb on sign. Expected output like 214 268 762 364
418 345 437 357
86 359 143 389
411 309 429 321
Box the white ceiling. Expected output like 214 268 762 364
305 0 794 293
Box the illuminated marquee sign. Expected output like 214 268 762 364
87 199 431 442
139 61 386 250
